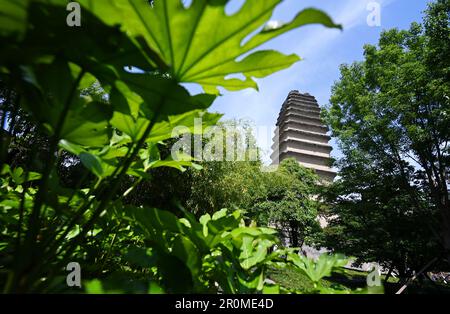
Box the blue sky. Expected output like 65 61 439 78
192 0 431 163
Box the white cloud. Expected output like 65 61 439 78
294 0 395 59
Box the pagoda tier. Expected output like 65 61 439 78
272 90 336 183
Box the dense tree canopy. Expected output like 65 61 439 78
323 0 450 277
250 158 321 248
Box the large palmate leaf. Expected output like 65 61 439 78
18 58 113 147
109 76 216 142
0 0 28 38
0 0 157 77
146 110 223 143
79 0 341 93
60 100 112 146
288 253 348 283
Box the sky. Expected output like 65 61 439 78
187 0 431 164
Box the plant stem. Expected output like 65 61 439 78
35 98 165 291
9 69 86 292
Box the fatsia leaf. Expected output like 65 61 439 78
172 235 201 278
78 0 341 93
240 242 270 270
211 208 228 220
130 207 184 235
288 253 348 283
109 74 216 140
199 214 211 237
0 0 28 38
18 58 113 147
118 73 215 119
24 0 156 72
125 247 156 268
61 100 112 147
79 152 104 178
146 110 223 143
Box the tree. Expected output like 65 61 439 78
321 150 439 280
251 158 321 248
323 0 450 272
122 119 265 215
185 119 265 215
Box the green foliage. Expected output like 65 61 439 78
320 152 439 279
122 207 278 293
170 142 321 251
250 158 321 248
322 0 449 277
77 0 341 94
83 206 364 294
184 119 265 214
268 266 326 292
268 266 385 294
0 0 353 294
288 253 347 284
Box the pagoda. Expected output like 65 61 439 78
271 90 336 182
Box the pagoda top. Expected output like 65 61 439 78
288 90 313 96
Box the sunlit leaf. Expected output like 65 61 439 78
79 0 341 93
79 152 104 178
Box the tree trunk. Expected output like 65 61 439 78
384 263 395 284
289 220 299 247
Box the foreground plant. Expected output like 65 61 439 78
83 207 373 294
0 0 344 293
